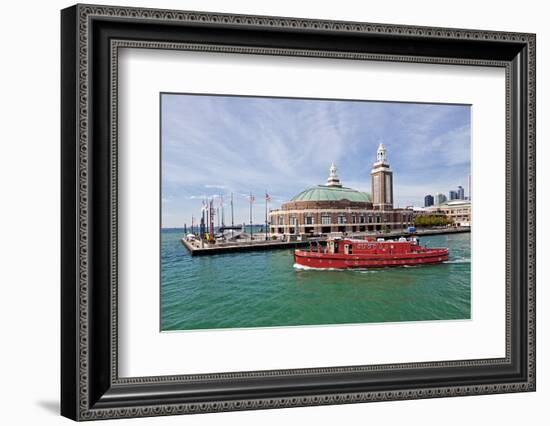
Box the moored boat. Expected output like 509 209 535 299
294 236 448 269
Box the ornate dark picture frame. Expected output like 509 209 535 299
61 3 536 421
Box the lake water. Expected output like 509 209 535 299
161 229 471 331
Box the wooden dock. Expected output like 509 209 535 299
181 238 313 256
181 227 470 256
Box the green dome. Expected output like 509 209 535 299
291 185 371 203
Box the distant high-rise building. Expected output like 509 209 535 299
457 185 465 200
436 193 447 205
424 194 434 207
449 190 458 201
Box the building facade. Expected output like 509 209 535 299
269 144 414 237
427 199 471 227
424 194 434 207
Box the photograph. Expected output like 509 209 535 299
160 93 472 331
57 2 536 420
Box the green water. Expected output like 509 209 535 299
161 229 471 331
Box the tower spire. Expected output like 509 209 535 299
376 142 388 165
326 162 342 187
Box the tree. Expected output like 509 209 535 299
414 215 453 227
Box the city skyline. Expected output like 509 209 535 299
161 93 471 228
424 183 469 207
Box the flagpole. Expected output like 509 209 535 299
209 198 214 241
249 191 253 240
220 194 225 229
265 190 268 241
230 192 234 240
203 199 207 246
206 199 209 237
200 200 205 241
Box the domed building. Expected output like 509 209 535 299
269 144 414 236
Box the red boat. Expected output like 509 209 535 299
294 236 448 269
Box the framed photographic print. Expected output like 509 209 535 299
61 3 536 421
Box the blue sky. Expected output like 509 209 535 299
161 93 470 228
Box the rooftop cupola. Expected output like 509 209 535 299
326 162 343 187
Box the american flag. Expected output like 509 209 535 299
265 192 271 202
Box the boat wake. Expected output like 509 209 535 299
293 263 342 271
293 263 379 272
444 258 471 264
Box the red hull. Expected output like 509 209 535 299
294 238 448 269
295 250 448 269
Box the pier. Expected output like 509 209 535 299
181 227 470 256
181 238 314 256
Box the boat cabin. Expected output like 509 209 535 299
313 238 424 256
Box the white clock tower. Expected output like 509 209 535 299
370 143 394 210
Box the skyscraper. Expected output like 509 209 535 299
436 193 447 205
449 190 458 201
457 185 465 200
424 194 434 207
